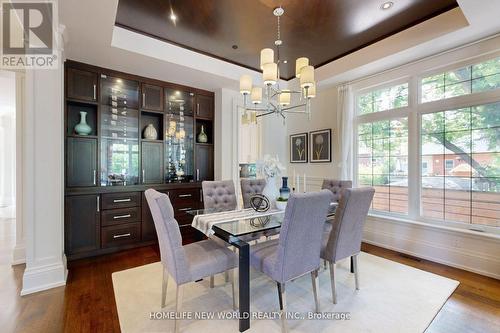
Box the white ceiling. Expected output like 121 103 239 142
60 0 500 92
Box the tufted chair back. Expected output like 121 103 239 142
202 180 238 210
323 187 375 262
144 189 191 284
272 190 333 282
240 179 266 208
321 179 352 203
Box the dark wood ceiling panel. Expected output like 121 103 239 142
115 0 459 80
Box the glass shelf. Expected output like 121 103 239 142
165 113 194 182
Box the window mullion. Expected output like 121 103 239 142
408 76 420 220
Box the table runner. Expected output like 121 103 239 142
191 208 283 236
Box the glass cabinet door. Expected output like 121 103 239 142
165 113 194 182
100 75 139 109
100 76 140 186
100 106 139 186
165 89 194 115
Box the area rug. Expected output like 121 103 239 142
112 252 458 333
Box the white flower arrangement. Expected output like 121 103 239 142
257 155 285 179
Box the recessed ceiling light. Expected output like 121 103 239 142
170 12 177 21
232 44 238 50
283 60 288 64
381 1 394 10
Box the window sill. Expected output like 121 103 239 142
367 212 500 241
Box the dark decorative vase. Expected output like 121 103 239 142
279 177 290 199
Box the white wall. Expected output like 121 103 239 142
285 85 341 187
0 71 16 208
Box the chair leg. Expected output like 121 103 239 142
353 254 360 290
225 271 230 283
323 259 328 270
230 268 238 310
311 270 320 313
277 282 288 333
210 275 215 288
161 268 169 308
329 262 337 304
174 284 183 333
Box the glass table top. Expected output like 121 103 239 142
213 214 284 237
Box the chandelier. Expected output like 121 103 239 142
239 6 316 123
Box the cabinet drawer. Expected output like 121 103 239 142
170 188 202 206
101 192 141 209
101 223 141 248
101 207 140 226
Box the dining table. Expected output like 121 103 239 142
188 203 338 332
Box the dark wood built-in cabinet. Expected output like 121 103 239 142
64 60 214 260
196 94 214 119
67 68 98 102
65 195 100 255
142 83 164 111
141 142 164 184
66 137 97 187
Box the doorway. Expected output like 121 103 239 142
0 71 17 264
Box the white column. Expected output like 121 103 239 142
13 72 25 265
20 29 67 295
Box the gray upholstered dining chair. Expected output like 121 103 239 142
249 190 333 332
202 180 238 210
321 187 375 304
240 178 266 208
321 179 352 203
145 189 238 333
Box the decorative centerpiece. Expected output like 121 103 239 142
74 111 92 135
143 124 158 140
279 176 290 199
250 194 270 212
276 197 288 211
197 125 208 143
257 155 285 208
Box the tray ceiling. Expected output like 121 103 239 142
115 0 459 80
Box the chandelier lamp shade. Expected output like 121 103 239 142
238 6 316 123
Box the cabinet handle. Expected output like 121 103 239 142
196 169 200 181
142 169 145 182
93 170 97 186
113 214 131 219
113 233 131 239
200 189 203 202
197 103 200 115
178 207 193 211
142 93 146 108
93 84 96 100
178 194 192 198
113 198 131 203
96 195 100 212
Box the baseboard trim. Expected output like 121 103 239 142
11 244 26 265
363 224 500 280
21 261 67 296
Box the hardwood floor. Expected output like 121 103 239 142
1 223 499 333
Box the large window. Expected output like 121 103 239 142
421 102 500 227
421 57 500 103
354 54 500 233
358 118 408 214
358 83 408 114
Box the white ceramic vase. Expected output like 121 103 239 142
276 200 288 211
143 124 158 140
262 175 279 208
